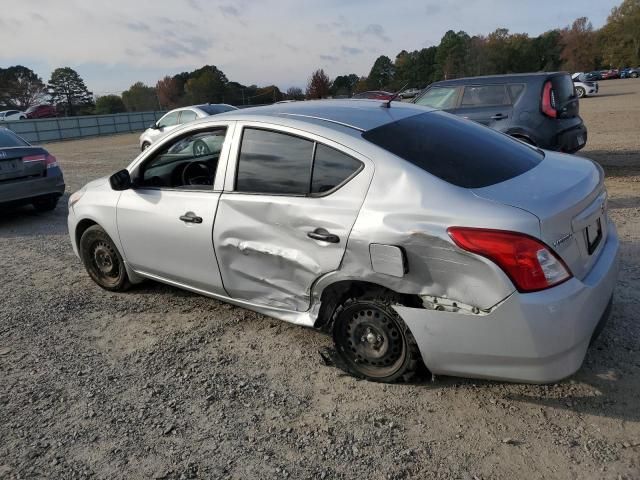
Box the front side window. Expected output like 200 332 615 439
137 128 227 189
461 85 509 107
158 111 180 128
235 128 363 195
414 86 459 109
180 110 197 123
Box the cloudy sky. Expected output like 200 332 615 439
1 0 619 95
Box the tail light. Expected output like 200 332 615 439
447 227 571 293
541 80 557 118
22 154 58 169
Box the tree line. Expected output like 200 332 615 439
1 0 637 115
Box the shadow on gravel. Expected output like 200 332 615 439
589 92 634 98
0 193 70 238
608 196 640 210
584 150 640 177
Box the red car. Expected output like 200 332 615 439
352 90 395 100
25 104 58 119
600 69 619 80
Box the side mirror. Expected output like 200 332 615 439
109 169 132 191
151 122 160 129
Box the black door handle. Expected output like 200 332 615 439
307 228 340 243
491 113 508 120
179 212 203 224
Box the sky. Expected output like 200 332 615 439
0 0 621 95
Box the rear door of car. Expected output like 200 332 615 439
453 84 513 129
212 123 373 312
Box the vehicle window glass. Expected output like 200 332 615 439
311 144 362 194
508 84 525 102
138 128 227 190
199 104 237 115
0 129 29 147
414 87 458 109
461 85 509 107
362 111 543 189
158 111 180 128
236 128 314 195
551 74 577 103
180 110 197 123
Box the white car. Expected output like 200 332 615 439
139 104 238 151
572 73 599 98
0 110 26 121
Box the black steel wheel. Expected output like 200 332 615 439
79 225 130 291
332 295 421 382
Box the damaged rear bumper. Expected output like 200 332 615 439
394 222 619 383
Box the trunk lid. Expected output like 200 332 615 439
0 146 48 183
471 152 607 280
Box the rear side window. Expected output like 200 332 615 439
311 144 362 194
461 85 509 107
0 129 29 148
180 110 197 123
362 111 543 189
158 111 180 128
508 84 525 102
414 86 459 109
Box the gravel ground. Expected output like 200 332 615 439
1 79 639 479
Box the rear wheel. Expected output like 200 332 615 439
631 72 639 78
79 225 131 291
32 195 59 212
141 142 151 151
332 293 421 382
576 86 586 98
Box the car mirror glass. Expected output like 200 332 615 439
109 169 132 191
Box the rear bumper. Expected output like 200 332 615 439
556 124 588 153
395 221 619 383
0 170 65 205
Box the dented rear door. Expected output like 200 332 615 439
213 124 372 311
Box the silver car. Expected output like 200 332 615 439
139 104 237 151
68 100 619 384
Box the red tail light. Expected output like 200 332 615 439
45 154 58 169
22 153 58 168
447 227 571 293
541 80 557 118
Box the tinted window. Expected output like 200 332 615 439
461 85 509 107
158 111 180 128
199 104 237 115
414 86 458 109
180 110 197 123
508 84 525 102
311 144 362 194
236 129 314 194
0 129 29 147
551 74 577 103
362 111 543 189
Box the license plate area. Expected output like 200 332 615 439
0 159 20 173
585 218 602 255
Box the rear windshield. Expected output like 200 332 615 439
0 129 29 148
552 74 577 103
199 104 237 115
361 111 543 188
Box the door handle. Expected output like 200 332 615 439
307 228 340 244
491 113 508 120
179 212 203 224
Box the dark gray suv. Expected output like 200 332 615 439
413 72 587 153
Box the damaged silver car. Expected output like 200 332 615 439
68 100 619 383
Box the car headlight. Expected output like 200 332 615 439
68 189 85 208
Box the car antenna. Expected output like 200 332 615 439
381 83 408 108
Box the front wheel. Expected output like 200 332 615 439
141 142 151 151
576 86 586 98
631 72 639 78
79 225 131 291
332 294 421 382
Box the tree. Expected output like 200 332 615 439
560 17 599 72
0 66 47 109
122 82 158 112
436 30 471 79
330 74 359 97
532 30 563 71
48 67 93 116
285 86 304 100
94 95 126 114
156 76 183 109
184 65 228 104
600 0 640 66
306 69 331 99
367 56 395 89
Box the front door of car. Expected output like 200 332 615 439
151 110 181 141
116 123 235 294
213 125 372 312
454 84 513 129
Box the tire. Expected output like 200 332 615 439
631 72 639 78
32 195 59 212
193 139 210 156
141 142 151 151
576 86 586 98
331 292 421 383
79 225 131 292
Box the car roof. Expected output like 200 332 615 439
202 99 433 132
431 72 567 86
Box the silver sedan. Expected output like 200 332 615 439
68 100 619 383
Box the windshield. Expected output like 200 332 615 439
414 86 458 109
362 111 543 189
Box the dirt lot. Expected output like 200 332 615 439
1 79 639 480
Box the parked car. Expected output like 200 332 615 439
413 72 587 153
398 88 422 99
68 100 618 384
572 73 599 97
352 91 395 100
0 128 65 211
0 110 26 121
139 104 238 151
620 67 639 79
600 69 619 80
25 104 58 119
584 71 603 81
